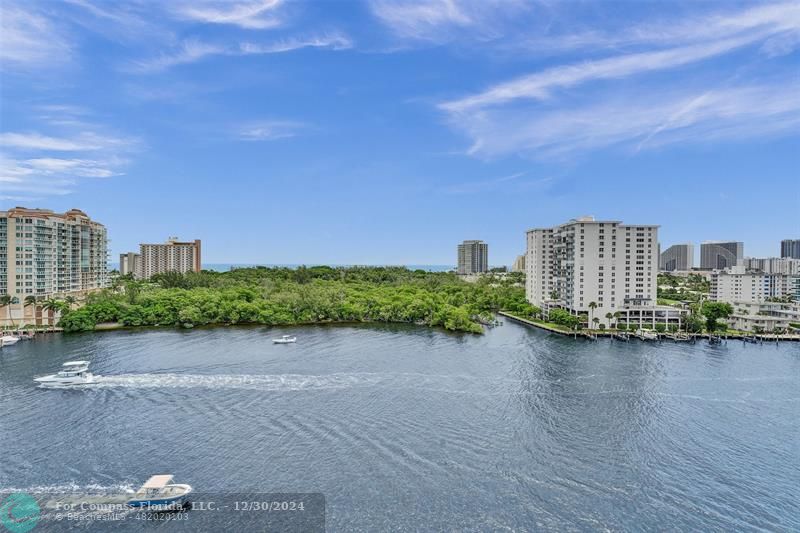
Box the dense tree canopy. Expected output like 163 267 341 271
60 267 528 334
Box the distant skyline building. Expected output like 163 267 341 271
511 254 526 273
457 240 488 275
741 257 800 276
700 241 743 270
137 237 202 279
119 252 140 276
659 243 694 271
781 239 800 259
0 207 109 299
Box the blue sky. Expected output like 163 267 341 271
1 0 799 266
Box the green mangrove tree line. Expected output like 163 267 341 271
59 267 531 334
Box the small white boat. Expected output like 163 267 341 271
1 335 20 346
634 329 659 341
128 475 192 509
273 334 297 344
34 361 97 387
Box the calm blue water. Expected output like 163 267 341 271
1 323 798 531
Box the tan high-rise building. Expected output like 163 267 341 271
526 216 683 328
138 237 201 278
119 252 140 276
0 207 109 298
457 240 488 275
511 254 526 273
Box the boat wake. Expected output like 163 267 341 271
0 483 134 495
92 372 389 391
80 372 514 394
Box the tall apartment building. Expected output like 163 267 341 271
138 237 201 278
0 207 109 298
659 243 694 271
700 241 743 269
119 252 140 276
511 254 526 273
710 266 799 304
525 216 683 328
457 240 488 275
781 239 800 259
741 257 800 275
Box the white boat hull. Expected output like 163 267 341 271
1 336 20 346
128 484 192 509
34 373 97 387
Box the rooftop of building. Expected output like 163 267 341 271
2 206 90 218
527 216 658 232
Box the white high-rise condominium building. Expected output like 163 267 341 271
457 240 488 275
526 216 683 328
659 243 694 271
138 237 201 278
700 241 743 269
0 207 109 298
741 257 800 275
710 266 799 304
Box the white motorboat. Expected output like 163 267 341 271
634 329 659 341
34 361 97 387
128 475 192 509
273 334 297 344
1 335 20 346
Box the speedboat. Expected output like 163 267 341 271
273 335 297 344
34 361 97 387
1 335 20 346
128 475 192 509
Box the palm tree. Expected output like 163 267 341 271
0 294 17 330
588 301 597 328
605 312 613 329
64 295 77 310
24 295 38 329
42 299 61 330
592 317 600 330
613 311 621 330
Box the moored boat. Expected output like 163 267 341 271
273 335 297 344
128 475 192 509
1 335 21 346
634 329 659 341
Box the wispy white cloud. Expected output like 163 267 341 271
441 31 783 113
128 39 226 73
239 33 353 54
512 1 800 54
1 111 138 199
0 132 132 152
130 33 352 73
438 2 800 159
0 3 73 69
452 82 800 159
370 0 528 43
371 0 471 40
170 0 285 29
439 171 555 195
237 120 307 141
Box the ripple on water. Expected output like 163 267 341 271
1 323 799 532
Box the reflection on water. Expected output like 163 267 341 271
1 323 798 531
